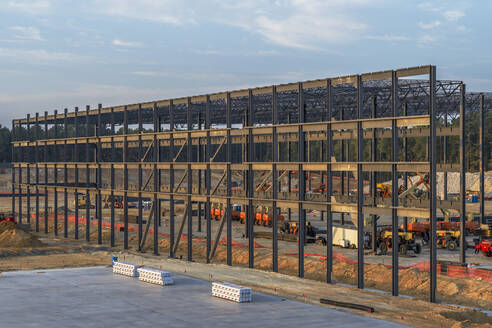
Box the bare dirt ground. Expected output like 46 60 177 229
0 217 490 327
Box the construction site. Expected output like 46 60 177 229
3 64 492 327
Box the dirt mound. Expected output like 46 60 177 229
0 221 18 234
0 221 43 248
440 310 492 327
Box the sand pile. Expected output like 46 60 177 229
0 221 43 248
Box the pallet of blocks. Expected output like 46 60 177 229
137 267 174 286
113 261 138 277
212 282 252 303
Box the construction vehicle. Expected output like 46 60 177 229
104 195 123 208
279 221 326 245
377 230 422 255
73 193 95 209
0 213 16 224
331 226 371 249
210 204 284 227
436 230 460 251
475 239 492 257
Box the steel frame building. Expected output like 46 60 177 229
10 65 490 302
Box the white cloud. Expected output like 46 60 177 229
418 21 441 30
367 34 409 41
418 35 436 44
9 26 43 40
0 48 84 63
5 0 51 14
91 0 376 50
443 10 465 21
113 39 144 47
92 0 196 25
214 0 370 50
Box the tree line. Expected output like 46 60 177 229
6 112 492 171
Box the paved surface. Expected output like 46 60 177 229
0 266 405 328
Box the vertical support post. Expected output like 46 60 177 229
110 107 115 247
402 102 408 232
74 107 79 239
326 79 334 283
123 106 129 249
53 109 58 236
197 112 202 233
429 66 437 303
169 100 175 258
153 102 159 256
443 107 448 201
187 97 193 261
391 71 399 296
35 112 39 232
340 109 345 226
11 120 15 223
372 97 378 251
272 85 279 272
459 83 466 264
44 111 48 234
18 143 22 224
298 82 305 278
288 113 292 223
205 95 212 263
356 76 364 289
97 104 102 244
226 92 232 266
138 104 143 251
480 94 485 227
64 108 68 238
85 106 90 242
247 89 255 268
26 114 31 224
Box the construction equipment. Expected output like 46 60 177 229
332 226 371 249
279 221 326 244
210 204 284 227
475 239 492 257
377 230 422 255
0 213 16 224
436 230 460 251
73 193 95 209
104 195 123 208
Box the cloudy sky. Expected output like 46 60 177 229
0 0 490 126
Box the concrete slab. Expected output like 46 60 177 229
0 267 405 328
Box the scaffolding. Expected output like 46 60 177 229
10 65 491 302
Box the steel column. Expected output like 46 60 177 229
480 94 485 226
356 76 364 289
187 97 193 261
272 86 279 272
298 82 305 278
429 66 437 303
391 71 399 296
63 108 68 238
459 83 466 264
326 79 333 283
226 92 232 266
169 100 175 258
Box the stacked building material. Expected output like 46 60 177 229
212 282 252 303
112 261 138 277
137 267 174 285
